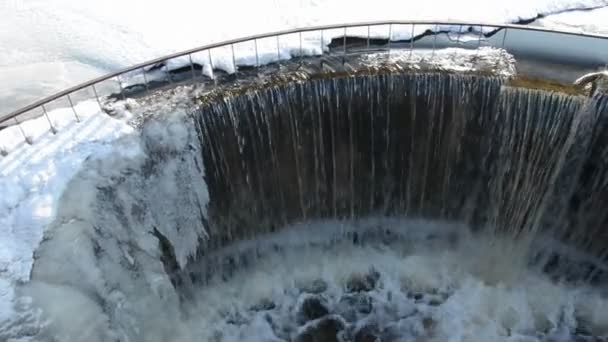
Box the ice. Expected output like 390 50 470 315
0 279 14 324
9 106 209 342
0 101 135 335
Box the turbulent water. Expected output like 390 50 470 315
7 70 608 341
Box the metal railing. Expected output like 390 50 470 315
2 20 608 147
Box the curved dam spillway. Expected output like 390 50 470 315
15 49 608 341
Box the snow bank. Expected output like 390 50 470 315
0 101 134 331
5 106 210 342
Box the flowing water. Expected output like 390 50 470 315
195 73 608 271
9 69 608 341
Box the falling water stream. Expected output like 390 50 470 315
10 53 608 341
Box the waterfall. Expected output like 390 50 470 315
194 73 608 273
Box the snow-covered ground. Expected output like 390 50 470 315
1 0 608 114
537 6 608 35
0 101 135 332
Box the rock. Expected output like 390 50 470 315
251 298 276 311
428 296 443 306
538 326 606 342
346 274 371 292
299 279 328 294
265 314 292 341
299 295 329 322
407 292 445 306
409 293 424 301
346 268 380 293
422 317 436 330
295 316 346 342
336 306 357 323
570 335 607 342
380 323 404 342
336 293 373 322
340 294 373 314
354 324 380 342
225 311 249 325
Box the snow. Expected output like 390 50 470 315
0 101 134 327
536 7 608 35
10 105 208 341
1 0 608 113
361 47 517 77
0 0 607 338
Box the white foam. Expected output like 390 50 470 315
180 227 608 342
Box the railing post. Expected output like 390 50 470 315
164 61 173 84
320 29 324 68
188 54 196 79
409 24 415 59
208 49 215 81
432 24 438 58
231 44 237 74
141 67 149 91
501 27 509 49
343 27 347 65
453 24 463 58
367 25 371 50
13 117 31 145
320 29 324 54
116 76 126 100
41 104 57 134
476 25 484 59
91 84 102 110
299 31 304 59
387 24 392 58
254 39 260 68
299 32 304 68
276 35 281 65
67 94 80 122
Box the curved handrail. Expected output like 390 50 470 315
1 20 608 135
